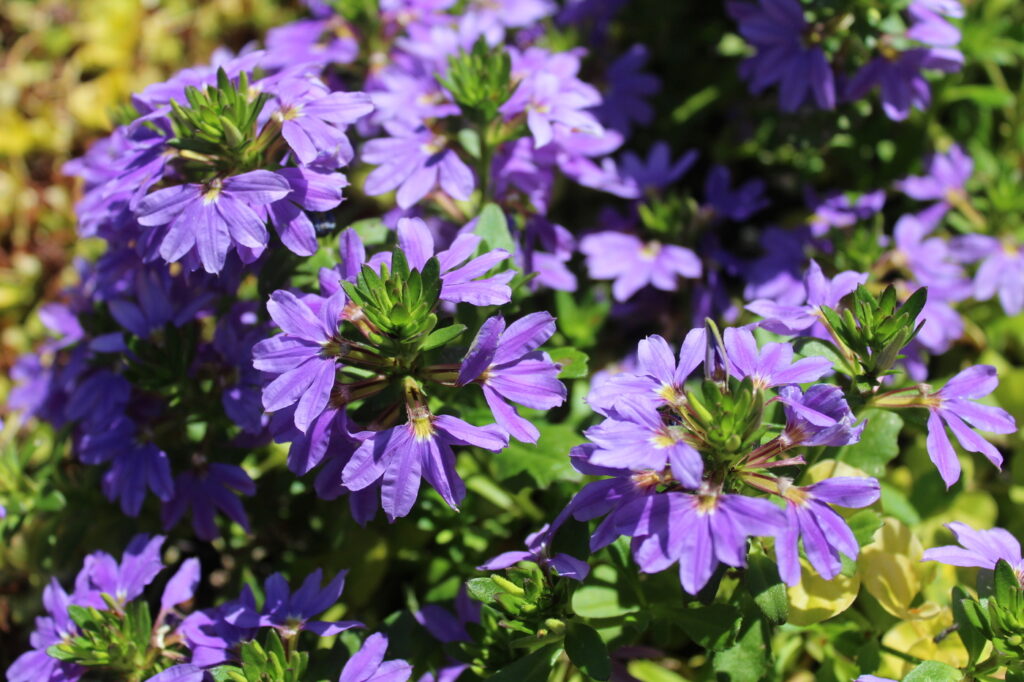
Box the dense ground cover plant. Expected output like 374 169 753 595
3 0 1024 679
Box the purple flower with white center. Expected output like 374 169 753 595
777 384 864 448
723 328 833 389
457 312 566 443
161 463 256 541
775 477 880 586
614 490 786 594
890 214 968 290
585 402 703 489
338 633 414 682
501 47 604 149
805 188 886 237
923 522 1023 581
953 235 1024 315
7 579 84 682
727 0 836 111
587 328 705 416
267 167 350 257
136 170 292 274
75 534 166 608
845 48 963 122
923 365 1016 487
362 124 475 209
256 569 361 637
396 217 513 306
703 165 769 222
746 260 866 335
579 231 702 302
479 523 590 581
595 44 660 135
271 80 372 166
342 414 507 521
264 17 359 69
253 289 345 433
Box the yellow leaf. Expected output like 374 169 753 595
879 611 968 678
787 557 860 626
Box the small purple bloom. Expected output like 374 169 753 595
479 523 590 581
846 48 963 121
339 633 414 682
614 490 786 594
396 217 514 306
6 579 84 682
727 0 836 111
906 0 962 47
746 260 867 335
363 124 475 209
75 534 166 608
136 170 291 273
579 231 702 302
271 80 372 166
617 142 698 196
253 290 345 433
806 188 886 237
161 558 201 613
923 522 1023 580
924 365 1016 487
777 384 864 448
954 235 1024 315
268 167 350 257
259 569 362 636
776 477 880 585
161 463 256 541
343 414 507 521
457 312 566 443
180 586 260 666
723 328 833 389
703 165 769 222
595 44 660 135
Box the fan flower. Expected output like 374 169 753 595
338 633 414 682
579 231 701 302
723 328 833 389
362 124 475 209
923 522 1023 581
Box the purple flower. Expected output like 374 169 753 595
362 124 475 209
845 48 963 121
723 328 833 389
704 165 769 222
343 414 507 521
776 477 880 585
161 558 201 613
777 384 864 448
268 167 350 257
136 170 292 273
478 523 590 581
75 534 166 607
271 80 372 166
501 47 604 149
895 144 973 224
258 569 361 636
338 633 414 682
954 235 1024 315
144 666 206 682
585 402 703 489
614 490 786 594
264 17 359 68
586 328 705 416
457 312 566 443
923 365 1016 487
579 231 701 302
396 217 513 306
161 463 256 541
746 260 866 335
595 44 660 135
906 0 962 47
7 579 84 682
617 142 698 196
806 188 886 237
253 290 345 433
727 0 836 111
923 522 1023 580
180 586 260 666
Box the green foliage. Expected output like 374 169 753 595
211 630 309 682
437 38 514 125
835 408 904 476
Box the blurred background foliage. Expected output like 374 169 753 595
3 0 1024 678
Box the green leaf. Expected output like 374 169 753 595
475 203 516 254
993 559 1019 607
902 661 962 681
794 337 853 376
492 423 582 488
625 660 690 682
846 509 884 547
466 577 504 603
548 347 589 379
711 612 767 682
348 218 389 246
565 622 611 681
745 554 788 625
950 587 986 666
489 643 562 682
835 409 903 476
674 603 742 651
421 324 466 351
571 585 639 619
